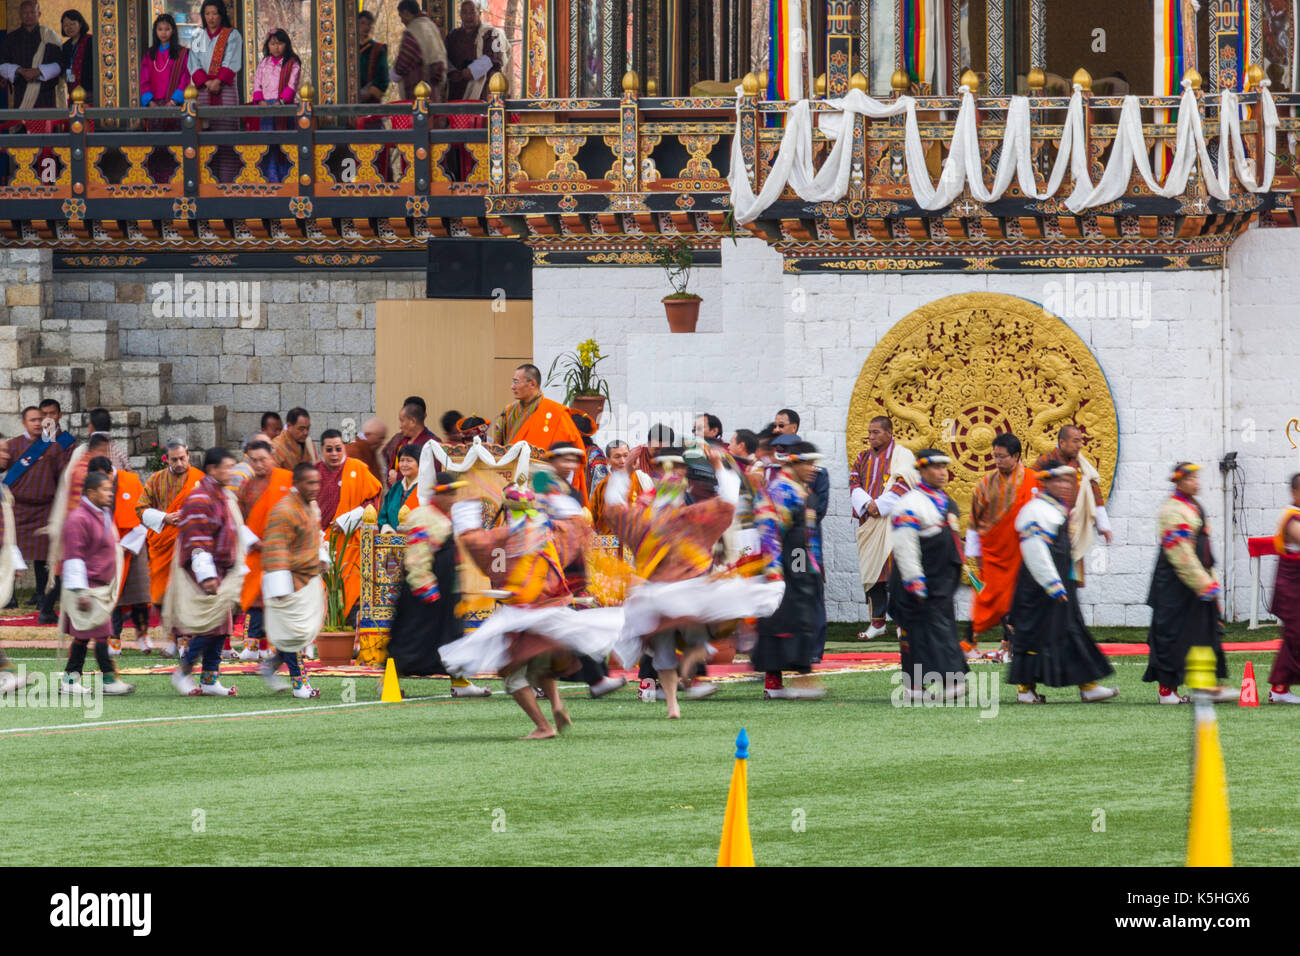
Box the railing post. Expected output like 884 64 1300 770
413 81 432 195
68 87 87 200
1246 63 1266 188
297 82 315 195
1028 67 1047 185
739 72 760 195
619 70 640 193
488 71 507 192
849 72 868 202
1185 68 1205 201
1073 69 1098 182
181 84 200 205
888 69 908 185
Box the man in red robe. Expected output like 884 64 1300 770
965 433 1037 662
488 363 588 502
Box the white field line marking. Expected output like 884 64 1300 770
0 693 454 735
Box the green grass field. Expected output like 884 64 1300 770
1 624 1293 867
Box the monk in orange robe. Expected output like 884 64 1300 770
487 363 588 503
137 440 205 654
235 438 294 658
316 429 383 619
965 433 1037 661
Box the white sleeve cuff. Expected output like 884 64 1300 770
61 558 88 591
39 62 61 81
876 489 902 517
334 506 364 534
546 494 582 519
450 499 482 535
262 568 294 599
141 508 166 533
0 65 17 82
850 487 870 517
964 527 981 557
318 543 331 565
605 470 630 508
735 528 761 559
468 54 492 79
120 525 147 555
12 546 26 572
716 467 741 506
239 524 260 548
1094 505 1112 535
191 550 217 582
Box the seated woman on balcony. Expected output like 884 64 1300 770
59 9 94 106
139 14 191 184
188 0 244 184
248 29 301 184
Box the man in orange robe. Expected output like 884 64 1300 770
316 429 383 621
137 439 205 656
965 433 1037 662
487 363 588 503
235 438 294 660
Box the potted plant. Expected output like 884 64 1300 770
317 519 360 665
546 337 611 422
648 234 702 332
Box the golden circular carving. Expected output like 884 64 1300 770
73 182 84 194
846 293 1119 525
71 121 83 133
299 174 311 186
184 146 196 159
416 147 428 159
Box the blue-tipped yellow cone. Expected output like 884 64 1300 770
717 728 754 867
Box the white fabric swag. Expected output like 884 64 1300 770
728 79 1277 224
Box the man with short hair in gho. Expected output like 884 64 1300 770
165 447 246 697
57 470 134 698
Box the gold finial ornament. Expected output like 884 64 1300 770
849 72 868 92
488 72 507 94
622 70 639 93
1184 68 1203 91
362 504 378 526
1072 68 1092 92
815 73 826 96
960 69 979 93
183 84 198 100
742 72 759 95
891 69 910 92
71 86 85 104
298 82 314 103
646 77 658 95
1027 67 1046 91
1245 63 1265 90
413 81 431 99
758 70 769 92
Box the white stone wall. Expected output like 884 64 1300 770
533 238 1255 624
50 271 424 439
1225 227 1300 622
532 238 787 450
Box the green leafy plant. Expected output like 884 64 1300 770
546 338 611 404
322 522 359 631
647 234 701 299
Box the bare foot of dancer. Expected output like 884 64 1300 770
522 725 557 739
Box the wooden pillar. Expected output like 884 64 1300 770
827 0 853 96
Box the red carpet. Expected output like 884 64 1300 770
0 608 164 629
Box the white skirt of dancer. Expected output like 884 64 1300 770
613 575 785 670
438 603 626 678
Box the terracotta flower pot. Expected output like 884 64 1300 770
571 393 607 423
662 296 701 332
316 629 355 666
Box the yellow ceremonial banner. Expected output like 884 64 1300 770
717 729 754 867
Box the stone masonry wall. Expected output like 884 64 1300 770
49 270 425 441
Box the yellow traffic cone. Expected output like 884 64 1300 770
1186 646 1232 866
380 657 403 702
717 728 754 867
